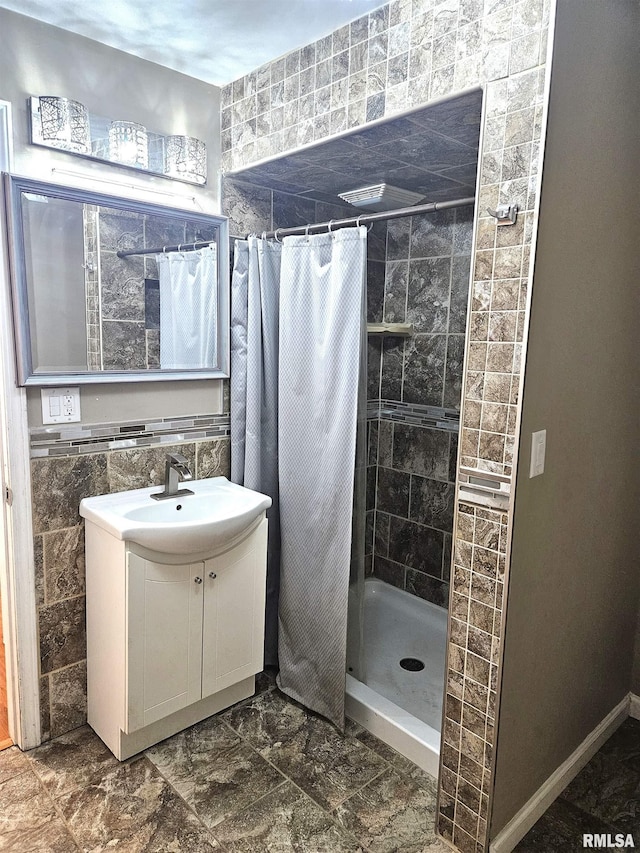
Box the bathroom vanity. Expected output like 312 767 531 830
80 477 271 760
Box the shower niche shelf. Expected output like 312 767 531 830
366 323 413 336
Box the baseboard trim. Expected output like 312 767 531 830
490 693 630 853
629 693 640 721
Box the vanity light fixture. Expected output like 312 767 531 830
35 96 91 154
108 120 149 169
164 135 207 185
29 97 207 186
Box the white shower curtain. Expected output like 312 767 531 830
230 236 282 666
156 245 218 369
230 227 367 729
277 227 366 729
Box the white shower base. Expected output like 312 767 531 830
345 578 448 777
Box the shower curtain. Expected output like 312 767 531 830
230 236 282 666
277 228 366 728
157 245 218 369
230 227 366 728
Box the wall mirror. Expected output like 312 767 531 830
3 174 229 386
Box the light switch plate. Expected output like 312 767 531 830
41 387 81 424
529 429 546 478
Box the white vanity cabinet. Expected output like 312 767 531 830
85 516 267 760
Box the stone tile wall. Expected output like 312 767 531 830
367 205 473 608
439 500 508 850
223 177 357 240
367 414 458 607
31 422 230 741
221 1 553 850
221 0 549 177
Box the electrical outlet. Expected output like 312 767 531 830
41 387 81 424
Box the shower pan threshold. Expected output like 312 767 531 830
346 578 447 778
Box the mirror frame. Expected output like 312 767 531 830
3 173 230 386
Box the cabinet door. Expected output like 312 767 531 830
202 519 267 697
126 553 204 732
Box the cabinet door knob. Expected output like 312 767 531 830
209 572 217 579
194 576 202 584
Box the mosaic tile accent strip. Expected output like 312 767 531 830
29 413 230 458
368 399 460 433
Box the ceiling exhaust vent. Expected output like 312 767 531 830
338 183 425 211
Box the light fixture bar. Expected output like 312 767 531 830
30 97 207 186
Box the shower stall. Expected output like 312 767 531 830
224 88 482 777
346 200 475 776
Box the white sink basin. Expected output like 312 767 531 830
80 477 271 555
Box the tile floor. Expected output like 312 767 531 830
515 716 640 851
2 671 638 853
0 672 449 852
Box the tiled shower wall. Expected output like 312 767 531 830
367 206 473 607
221 1 552 850
31 418 230 741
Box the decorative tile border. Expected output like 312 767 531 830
368 399 460 433
29 413 231 458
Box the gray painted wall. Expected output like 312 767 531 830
0 8 223 425
490 0 640 835
632 613 640 695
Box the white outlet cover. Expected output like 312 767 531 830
529 429 546 478
41 387 81 424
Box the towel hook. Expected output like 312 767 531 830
486 203 519 226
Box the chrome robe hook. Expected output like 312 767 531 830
487 203 519 226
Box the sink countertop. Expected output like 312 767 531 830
80 476 271 555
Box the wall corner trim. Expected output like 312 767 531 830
489 694 631 853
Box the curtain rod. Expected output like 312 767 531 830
255 195 475 241
117 196 475 256
116 239 215 259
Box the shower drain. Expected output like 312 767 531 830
399 657 425 672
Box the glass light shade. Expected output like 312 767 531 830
108 121 149 168
164 135 207 184
38 96 90 154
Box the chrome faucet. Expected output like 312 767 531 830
151 452 194 500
